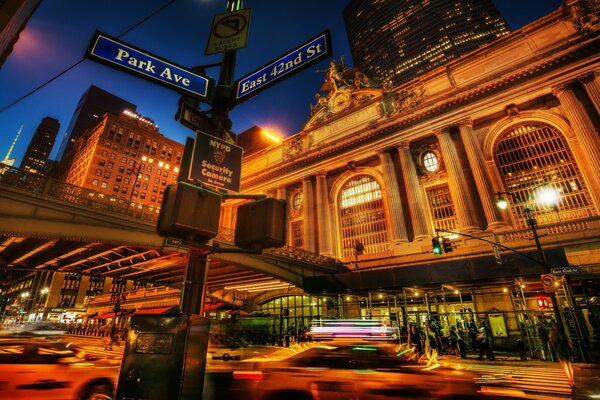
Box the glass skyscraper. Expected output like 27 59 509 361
343 0 510 86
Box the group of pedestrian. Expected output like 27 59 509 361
405 318 575 388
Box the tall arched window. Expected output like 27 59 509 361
338 175 389 258
493 122 595 228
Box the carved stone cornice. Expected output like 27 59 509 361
241 41 600 190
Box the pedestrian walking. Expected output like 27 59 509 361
548 320 575 388
407 324 422 361
424 321 439 369
477 319 495 361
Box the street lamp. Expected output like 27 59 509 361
495 187 564 327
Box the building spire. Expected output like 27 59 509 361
4 125 23 160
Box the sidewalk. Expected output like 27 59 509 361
436 352 600 370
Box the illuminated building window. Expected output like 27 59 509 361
422 151 439 172
259 295 323 326
291 221 304 248
426 184 458 232
338 175 389 258
494 122 596 227
292 193 303 210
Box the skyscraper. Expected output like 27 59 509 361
56 85 136 161
0 0 40 68
20 116 59 173
343 0 510 86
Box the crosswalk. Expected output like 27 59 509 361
454 363 573 399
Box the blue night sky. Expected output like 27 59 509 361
0 0 563 165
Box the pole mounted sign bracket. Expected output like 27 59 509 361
85 31 214 103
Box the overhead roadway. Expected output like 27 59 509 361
0 167 343 291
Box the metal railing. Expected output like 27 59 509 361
0 163 159 223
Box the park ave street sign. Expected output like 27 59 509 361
86 31 214 102
234 31 331 102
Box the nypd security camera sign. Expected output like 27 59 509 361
189 131 243 192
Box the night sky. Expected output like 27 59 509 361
0 0 563 165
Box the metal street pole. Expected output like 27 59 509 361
524 207 564 326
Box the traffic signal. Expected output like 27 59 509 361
157 182 222 244
432 237 443 255
537 295 550 309
442 237 453 253
235 197 287 251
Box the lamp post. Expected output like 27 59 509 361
495 189 564 327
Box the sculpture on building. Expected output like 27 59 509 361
306 57 385 127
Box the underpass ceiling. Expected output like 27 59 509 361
0 235 291 291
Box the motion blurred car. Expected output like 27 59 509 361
0 339 119 400
231 342 504 400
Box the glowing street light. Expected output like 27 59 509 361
261 130 281 143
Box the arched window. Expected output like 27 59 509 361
338 175 389 258
493 122 595 228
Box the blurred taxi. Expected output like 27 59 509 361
232 342 502 400
0 339 119 400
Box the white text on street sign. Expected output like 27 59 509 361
206 9 251 55
551 266 580 275
234 31 331 102
189 131 243 192
86 31 214 102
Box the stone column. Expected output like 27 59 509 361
302 177 316 252
378 150 409 243
276 187 287 201
457 119 508 231
578 72 600 116
553 84 600 199
435 127 481 232
315 173 334 256
397 142 431 240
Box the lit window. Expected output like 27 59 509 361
338 175 388 258
494 122 594 227
422 151 439 172
292 193 303 210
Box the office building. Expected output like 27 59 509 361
343 0 510 86
20 116 59 173
63 109 184 210
56 85 136 161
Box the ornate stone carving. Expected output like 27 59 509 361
283 135 305 160
306 58 385 128
393 83 427 113
567 0 600 33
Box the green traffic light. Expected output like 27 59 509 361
432 237 443 255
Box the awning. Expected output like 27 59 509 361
93 312 117 319
134 307 173 315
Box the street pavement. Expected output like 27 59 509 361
64 335 600 399
436 353 600 400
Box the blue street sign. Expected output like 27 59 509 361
86 31 214 102
189 131 243 192
234 31 331 102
